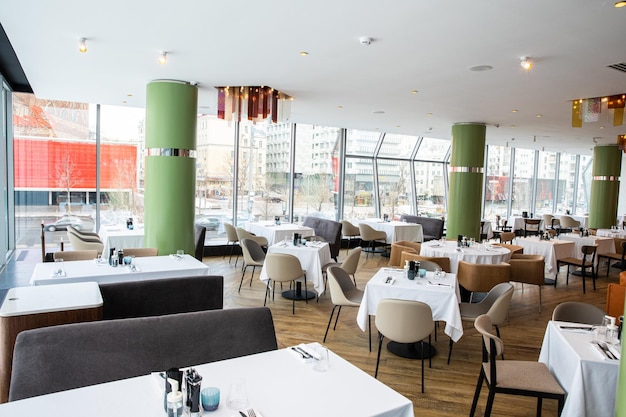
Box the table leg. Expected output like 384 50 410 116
387 341 436 359
282 282 316 300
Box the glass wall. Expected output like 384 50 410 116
534 150 557 216
415 137 449 218
1 79 9 266
556 153 578 214
484 145 511 225
511 149 536 216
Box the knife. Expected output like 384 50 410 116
596 342 616 360
559 326 593 331
295 346 313 359
240 412 248 417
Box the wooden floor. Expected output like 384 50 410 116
203 250 614 417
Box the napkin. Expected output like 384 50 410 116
297 343 322 360
607 344 621 360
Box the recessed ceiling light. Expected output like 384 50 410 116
511 109 518 113
410 90 418 94
511 125 516 128
615 1 626 7
426 113 432 117
536 114 542 118
469 65 493 72
337 105 343 109
373 110 385 114
600 126 605 129
78 38 87 53
299 51 309 56
520 56 533 70
159 52 168 65
127 94 133 97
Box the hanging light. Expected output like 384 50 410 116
159 52 168 65
78 38 87 53
520 56 533 70
215 86 292 124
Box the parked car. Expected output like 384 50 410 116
44 215 83 232
195 216 221 231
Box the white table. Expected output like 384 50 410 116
539 321 619 417
419 240 511 274
357 267 463 342
98 224 145 260
259 241 331 295
30 254 209 286
557 234 614 266
508 216 543 233
516 237 575 279
596 228 626 239
244 221 315 246
0 347 414 417
359 219 424 243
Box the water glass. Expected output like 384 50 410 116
313 346 330 372
176 249 184 256
201 387 220 411
418 268 427 279
226 378 249 410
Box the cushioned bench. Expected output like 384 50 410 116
400 215 445 241
9 307 277 401
302 216 342 260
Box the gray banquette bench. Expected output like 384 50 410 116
302 216 342 260
9 307 277 401
400 214 445 241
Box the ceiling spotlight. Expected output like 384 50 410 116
159 52 168 65
78 38 87 53
615 1 626 7
520 56 533 70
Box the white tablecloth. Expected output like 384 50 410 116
539 321 619 417
419 240 511 274
259 241 331 295
98 225 145 259
508 216 544 233
244 222 315 246
596 229 626 239
356 267 463 342
30 254 209 286
0 347 414 417
556 234 614 265
359 219 424 243
516 237 575 278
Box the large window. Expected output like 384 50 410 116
534 150 557 216
511 149 536 216
484 145 511 224
556 153 578 214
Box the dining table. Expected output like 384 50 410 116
259 240 331 298
539 320 620 417
0 345 414 417
359 219 424 243
419 240 511 273
98 224 145 260
357 266 463 358
29 254 209 286
596 228 626 239
556 233 614 266
515 237 576 279
243 221 315 246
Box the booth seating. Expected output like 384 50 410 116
9 307 277 401
302 216 342 261
399 215 444 241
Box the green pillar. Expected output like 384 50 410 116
589 145 621 229
619 297 626 417
144 80 198 255
447 123 486 240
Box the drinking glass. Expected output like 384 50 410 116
226 378 249 410
313 346 330 372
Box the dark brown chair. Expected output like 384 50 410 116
523 218 541 237
556 245 597 294
194 225 206 261
597 238 626 276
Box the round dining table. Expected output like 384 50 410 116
419 240 512 273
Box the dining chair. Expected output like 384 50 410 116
558 215 580 234
388 240 422 267
66 228 104 254
555 244 597 293
551 301 605 325
322 246 362 288
323 266 367 347
358 224 388 259
53 250 98 261
399 253 451 273
480 221 488 242
239 238 266 292
194 225 206 261
122 247 158 257
597 238 626 276
263 253 307 315
448 282 514 364
223 222 240 266
542 214 554 230
235 227 269 250
457 261 511 302
498 231 516 245
507 254 545 312
469 314 565 417
341 220 361 253
523 218 541 237
374 299 434 393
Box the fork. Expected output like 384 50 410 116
247 409 257 417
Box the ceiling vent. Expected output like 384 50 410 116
607 62 626 73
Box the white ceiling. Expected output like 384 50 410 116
1 0 626 155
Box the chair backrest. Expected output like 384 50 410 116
415 259 442 272
224 223 239 242
341 220 360 237
614 238 626 254
66 231 104 253
122 247 158 257
580 245 597 263
358 223 385 241
552 301 605 325
327 266 361 307
524 218 541 232
340 247 362 274
401 254 451 273
508 254 545 285
499 231 515 244
194 225 206 261
542 214 553 225
484 282 514 326
240 238 266 265
375 299 434 343
559 215 581 228
68 225 101 240
474 314 504 358
388 241 421 267
265 253 304 282
457 261 511 293
53 250 98 261
302 217 343 259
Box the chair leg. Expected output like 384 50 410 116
447 339 453 364
420 340 425 393
581 266 586 294
536 397 543 417
469 370 485 417
249 266 256 286
374 332 384 378
484 387 496 417
238 264 247 293
495 326 504 360
333 306 342 330
368 316 372 352
323 305 338 342
263 279 271 306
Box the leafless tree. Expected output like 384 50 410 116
54 150 82 213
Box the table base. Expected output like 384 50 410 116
282 282 316 300
387 341 436 359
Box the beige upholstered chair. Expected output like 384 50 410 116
122 247 158 257
66 228 104 254
448 282 514 364
399 253 451 273
224 223 240 265
374 299 434 393
263 253 307 315
457 261 511 299
323 266 367 346
358 224 387 259
559 215 581 231
53 250 97 261
497 231 516 244
341 220 361 253
507 254 545 312
388 240 422 267
67 225 101 239
598 238 626 276
469 314 565 417
322 247 362 287
551 301 605 325
239 238 266 292
556 245 597 293
542 214 554 230
236 227 269 249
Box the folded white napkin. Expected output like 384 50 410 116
607 343 621 360
298 343 322 360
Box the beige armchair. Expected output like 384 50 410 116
264 253 307 315
224 222 240 265
239 238 266 292
323 266 366 346
358 224 387 259
457 261 511 298
236 227 269 248
399 252 451 273
388 240 422 267
66 229 104 254
508 254 545 312
341 220 361 253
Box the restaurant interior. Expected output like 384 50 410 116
0 2 625 416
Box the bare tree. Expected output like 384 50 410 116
54 150 82 213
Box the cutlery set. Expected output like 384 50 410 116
595 341 618 360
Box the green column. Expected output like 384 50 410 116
144 80 198 255
447 123 486 240
589 145 621 229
